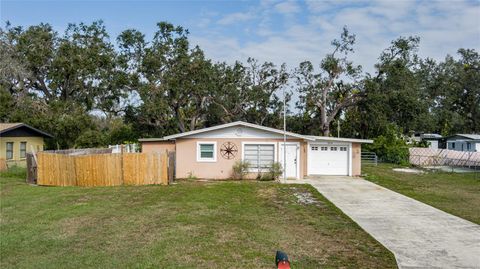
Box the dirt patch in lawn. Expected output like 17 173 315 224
53 216 94 239
392 168 425 174
293 191 323 206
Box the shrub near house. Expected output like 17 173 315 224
366 125 409 165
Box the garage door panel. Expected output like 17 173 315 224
308 144 349 175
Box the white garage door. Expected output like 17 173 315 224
308 144 349 175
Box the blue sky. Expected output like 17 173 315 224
2 0 480 73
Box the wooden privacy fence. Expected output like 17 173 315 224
36 152 171 186
0 158 6 171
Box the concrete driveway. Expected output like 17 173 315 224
283 177 480 269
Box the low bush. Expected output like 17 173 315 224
232 160 250 180
258 162 283 181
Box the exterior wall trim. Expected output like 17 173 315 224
278 141 301 179
196 141 217 162
241 141 278 173
307 141 352 176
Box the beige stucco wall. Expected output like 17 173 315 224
352 142 362 176
175 138 307 179
0 136 44 167
141 141 176 153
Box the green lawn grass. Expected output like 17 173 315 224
0 167 396 269
363 163 480 224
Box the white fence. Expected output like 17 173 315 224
409 147 480 167
108 143 140 153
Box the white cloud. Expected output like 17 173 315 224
217 11 254 25
275 1 301 14
192 0 480 75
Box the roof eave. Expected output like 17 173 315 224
138 138 171 142
310 136 374 144
0 123 53 138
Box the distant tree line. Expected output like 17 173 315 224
1 21 478 149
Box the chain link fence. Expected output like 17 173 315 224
409 147 480 178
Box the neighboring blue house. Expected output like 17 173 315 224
445 134 480 152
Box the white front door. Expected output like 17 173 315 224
279 143 299 179
308 144 349 175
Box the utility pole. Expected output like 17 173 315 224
337 119 340 138
283 86 287 180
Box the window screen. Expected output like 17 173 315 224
6 142 13 160
244 144 274 169
20 142 27 158
199 144 214 159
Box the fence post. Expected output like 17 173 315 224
168 151 175 184
120 147 125 185
26 153 37 184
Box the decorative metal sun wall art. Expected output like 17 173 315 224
220 142 238 159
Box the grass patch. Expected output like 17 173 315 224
1 168 396 268
363 163 480 224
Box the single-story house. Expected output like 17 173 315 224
445 134 480 152
0 123 53 167
139 121 372 179
408 132 443 149
421 133 443 150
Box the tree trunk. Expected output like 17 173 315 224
320 90 329 136
175 107 186 133
189 116 197 131
321 122 330 136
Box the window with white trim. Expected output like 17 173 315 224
321 146 328 151
197 142 216 162
311 146 318 151
330 146 338 151
244 144 274 170
340 146 347 151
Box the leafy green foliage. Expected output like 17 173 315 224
232 160 250 180
365 124 409 165
259 162 283 181
411 140 430 148
1 20 478 149
295 27 363 136
341 37 479 139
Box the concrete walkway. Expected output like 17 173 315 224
283 177 480 269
